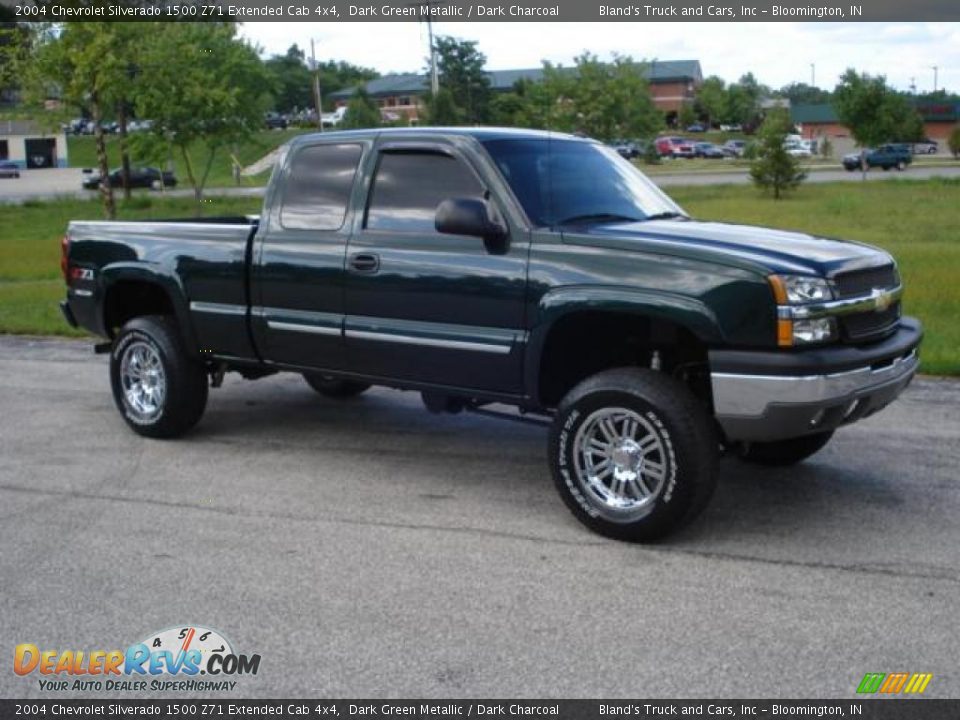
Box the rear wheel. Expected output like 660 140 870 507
738 431 834 466
549 368 717 543
303 373 370 399
110 315 208 438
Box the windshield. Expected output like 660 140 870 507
481 137 686 228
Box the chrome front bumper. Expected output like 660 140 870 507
710 321 921 442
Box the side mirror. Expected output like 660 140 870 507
435 198 507 246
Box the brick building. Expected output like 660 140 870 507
328 60 703 125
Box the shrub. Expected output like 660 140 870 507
749 109 807 199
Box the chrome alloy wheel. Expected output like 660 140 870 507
120 340 167 422
572 407 668 520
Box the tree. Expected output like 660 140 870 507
423 87 461 125
264 46 377 114
27 23 127 218
431 36 491 125
264 44 313 113
694 75 726 127
749 109 806 199
723 73 767 128
949 126 960 159
777 82 832 106
135 23 270 203
678 103 697 129
536 54 662 141
834 69 925 178
340 87 380 129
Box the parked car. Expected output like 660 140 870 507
784 140 812 158
611 140 640 159
719 123 742 132
911 139 938 155
59 127 921 543
82 167 177 190
656 136 696 158
265 112 288 130
842 144 913 171
721 139 748 157
0 161 21 178
693 142 726 159
686 123 707 133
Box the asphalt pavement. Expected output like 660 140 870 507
1 336 958 699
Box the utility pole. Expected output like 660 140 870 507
810 63 815 87
931 65 938 93
311 38 324 132
407 0 445 95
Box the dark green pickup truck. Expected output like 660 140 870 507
61 128 921 541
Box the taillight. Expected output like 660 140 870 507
60 235 70 283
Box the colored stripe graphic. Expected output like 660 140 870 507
857 672 932 694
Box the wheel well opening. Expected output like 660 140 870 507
537 312 710 408
103 281 174 337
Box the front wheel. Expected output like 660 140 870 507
303 373 370 399
738 431 834 466
896 160 906 171
110 315 209 438
549 368 717 542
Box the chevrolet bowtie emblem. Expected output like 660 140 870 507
872 287 893 312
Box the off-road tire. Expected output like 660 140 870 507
109 315 208 438
549 368 718 542
738 430 834 466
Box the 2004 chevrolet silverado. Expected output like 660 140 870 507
60 128 921 541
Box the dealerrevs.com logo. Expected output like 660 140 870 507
14 625 261 692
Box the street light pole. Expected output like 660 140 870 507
311 38 324 132
810 63 815 87
931 65 938 93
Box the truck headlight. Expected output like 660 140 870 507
769 275 834 304
769 275 838 347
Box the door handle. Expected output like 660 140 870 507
349 252 380 273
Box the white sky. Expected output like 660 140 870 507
240 22 959 94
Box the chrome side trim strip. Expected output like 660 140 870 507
267 321 341 337
346 329 512 354
190 301 247 316
711 350 918 418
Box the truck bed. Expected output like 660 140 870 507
65 216 261 360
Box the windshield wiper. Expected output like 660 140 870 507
557 213 644 226
642 212 686 222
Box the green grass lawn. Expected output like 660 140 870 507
0 195 263 337
1 179 957 375
670 178 960 375
67 129 309 188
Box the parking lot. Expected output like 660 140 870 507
1 335 958 698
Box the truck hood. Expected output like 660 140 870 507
566 218 892 277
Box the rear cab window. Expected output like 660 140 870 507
280 143 363 230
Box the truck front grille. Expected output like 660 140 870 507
834 265 899 298
840 302 901 342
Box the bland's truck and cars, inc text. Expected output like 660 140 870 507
60 128 921 541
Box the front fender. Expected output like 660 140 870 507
524 286 723 400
